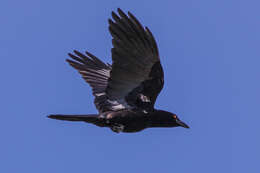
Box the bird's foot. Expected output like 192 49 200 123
111 124 124 133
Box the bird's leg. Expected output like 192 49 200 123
110 123 124 133
102 112 125 133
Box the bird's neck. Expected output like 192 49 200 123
147 110 174 127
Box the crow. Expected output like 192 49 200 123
48 8 189 133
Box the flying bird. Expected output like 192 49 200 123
48 8 189 133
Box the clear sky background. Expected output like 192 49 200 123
1 0 259 172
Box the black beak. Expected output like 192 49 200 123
176 120 190 129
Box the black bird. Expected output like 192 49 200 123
48 8 189 133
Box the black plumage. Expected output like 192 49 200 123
48 8 189 133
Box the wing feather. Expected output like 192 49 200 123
106 8 164 111
66 51 112 112
66 9 164 113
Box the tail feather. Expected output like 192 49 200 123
48 114 99 123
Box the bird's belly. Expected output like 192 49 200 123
104 110 149 133
122 122 147 133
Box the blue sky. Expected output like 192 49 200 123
1 0 259 172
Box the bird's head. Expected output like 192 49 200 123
149 110 190 129
170 113 190 129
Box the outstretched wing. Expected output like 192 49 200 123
66 9 164 113
106 8 164 111
67 51 112 113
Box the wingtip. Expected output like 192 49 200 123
108 18 114 24
127 11 133 18
65 58 72 63
73 50 80 54
111 11 117 17
117 8 128 18
117 8 122 12
111 9 119 17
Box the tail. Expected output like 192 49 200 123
48 114 100 124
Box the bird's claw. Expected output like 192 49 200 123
111 124 124 133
